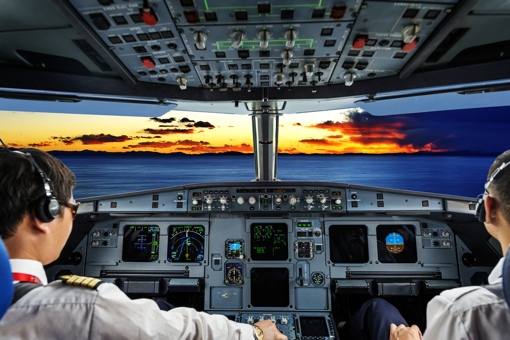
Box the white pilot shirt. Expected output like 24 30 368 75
0 259 255 340
423 257 510 340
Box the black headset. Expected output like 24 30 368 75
14 151 61 223
475 161 510 223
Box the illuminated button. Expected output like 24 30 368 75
352 35 367 50
141 57 155 69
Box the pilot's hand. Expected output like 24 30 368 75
254 320 288 340
389 323 422 340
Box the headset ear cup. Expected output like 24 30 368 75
475 197 486 223
34 196 60 223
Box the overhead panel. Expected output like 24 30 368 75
67 0 460 91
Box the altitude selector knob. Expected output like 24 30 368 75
288 196 297 205
237 196 245 205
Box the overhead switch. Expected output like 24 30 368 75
231 30 246 49
343 71 356 86
193 31 208 50
257 29 272 49
402 24 420 44
141 56 155 69
352 35 367 50
140 5 158 26
402 39 418 52
283 28 298 48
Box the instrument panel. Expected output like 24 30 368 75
45 181 484 339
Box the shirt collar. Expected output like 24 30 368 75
9 259 48 285
488 256 505 284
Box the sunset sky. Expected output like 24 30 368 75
1 104 510 155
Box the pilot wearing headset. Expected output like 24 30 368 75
340 150 510 340
0 147 286 340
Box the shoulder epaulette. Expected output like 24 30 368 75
59 274 103 290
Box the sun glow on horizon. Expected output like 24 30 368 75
0 106 475 155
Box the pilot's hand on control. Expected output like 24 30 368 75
255 320 288 340
389 323 422 340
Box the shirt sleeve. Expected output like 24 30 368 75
91 283 254 340
422 293 470 340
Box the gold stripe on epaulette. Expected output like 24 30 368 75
60 275 103 289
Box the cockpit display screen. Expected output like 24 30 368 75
250 223 288 261
250 267 289 307
168 225 205 263
376 225 417 263
329 225 369 263
122 225 159 262
300 317 330 337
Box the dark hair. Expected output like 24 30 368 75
0 148 76 238
487 150 510 224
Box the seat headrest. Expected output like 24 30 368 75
0 238 13 318
504 248 510 309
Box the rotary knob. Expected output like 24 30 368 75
193 31 208 50
334 198 341 205
248 196 257 205
257 29 272 48
274 197 283 204
305 195 314 204
318 194 327 204
205 195 214 205
219 196 228 204
237 196 245 204
192 199 199 205
288 196 297 205
283 28 299 48
231 30 245 48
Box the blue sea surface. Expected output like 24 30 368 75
54 153 494 200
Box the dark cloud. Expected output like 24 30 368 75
52 134 133 145
52 136 74 145
150 117 175 123
299 138 337 146
28 141 53 147
180 117 195 123
72 134 132 145
143 128 194 135
307 106 510 154
194 121 215 129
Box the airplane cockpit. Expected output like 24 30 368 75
2 0 510 338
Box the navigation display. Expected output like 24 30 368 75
250 223 288 261
122 225 160 262
376 225 417 263
168 225 205 263
329 225 369 263
251 268 289 307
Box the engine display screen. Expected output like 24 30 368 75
168 225 205 263
376 225 417 263
329 225 369 263
122 225 160 262
250 223 288 261
250 267 289 307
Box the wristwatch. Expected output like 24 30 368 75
253 325 264 340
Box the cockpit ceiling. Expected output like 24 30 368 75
1 0 510 111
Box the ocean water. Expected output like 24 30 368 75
54 153 495 200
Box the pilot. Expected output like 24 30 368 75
0 148 287 340
341 150 510 340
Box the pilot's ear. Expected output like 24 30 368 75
30 211 51 234
484 195 497 223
